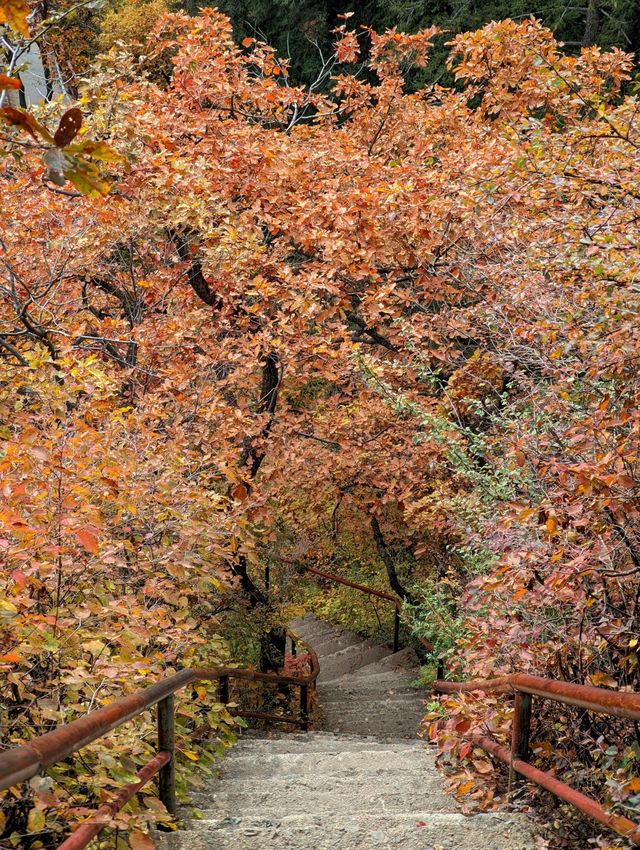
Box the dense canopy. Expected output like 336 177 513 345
1 3 640 847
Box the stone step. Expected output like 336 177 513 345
310 632 364 657
153 617 536 850
289 615 339 640
218 746 432 779
319 683 418 701
156 811 535 850
189 777 455 816
317 643 392 682
232 732 410 754
349 646 418 676
337 671 418 690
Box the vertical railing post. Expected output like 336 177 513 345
300 684 309 732
157 695 176 815
264 564 270 591
219 675 229 704
510 691 532 783
393 607 400 653
291 638 297 658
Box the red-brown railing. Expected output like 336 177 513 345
0 631 319 850
304 566 402 652
434 673 640 845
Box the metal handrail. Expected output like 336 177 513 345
0 630 319 850
304 566 402 652
434 673 640 845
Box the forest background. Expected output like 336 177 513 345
1 0 640 848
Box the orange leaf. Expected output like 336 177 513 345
129 832 154 850
75 528 99 555
0 652 21 663
456 779 476 795
589 671 618 689
0 74 21 91
231 483 248 502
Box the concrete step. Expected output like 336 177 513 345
189 777 455 816
349 646 418 676
289 614 339 640
320 683 418 700
317 643 392 682
232 732 406 754
310 632 364 657
153 617 536 850
157 811 535 850
217 746 432 779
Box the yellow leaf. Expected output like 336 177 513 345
83 639 106 655
64 163 111 197
182 750 199 761
0 598 18 616
456 779 476 795
27 808 45 833
0 0 30 36
65 139 125 163
589 671 618 688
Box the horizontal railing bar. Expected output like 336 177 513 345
473 734 640 845
304 567 399 606
434 673 640 721
56 751 171 850
0 669 196 790
0 635 320 794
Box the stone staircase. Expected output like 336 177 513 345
155 614 534 850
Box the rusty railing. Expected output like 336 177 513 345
434 672 640 845
304 566 402 652
0 630 319 850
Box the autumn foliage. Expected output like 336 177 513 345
1 5 640 847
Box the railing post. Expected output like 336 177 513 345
157 695 176 815
511 691 532 783
300 684 309 732
393 608 400 653
291 638 297 657
219 675 229 704
264 564 270 591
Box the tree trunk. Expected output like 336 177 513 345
582 0 600 47
370 515 416 605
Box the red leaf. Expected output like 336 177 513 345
54 107 83 147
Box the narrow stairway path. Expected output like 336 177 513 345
156 615 535 850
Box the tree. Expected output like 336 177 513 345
2 8 640 848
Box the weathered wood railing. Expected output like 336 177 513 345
434 673 640 845
0 631 319 850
